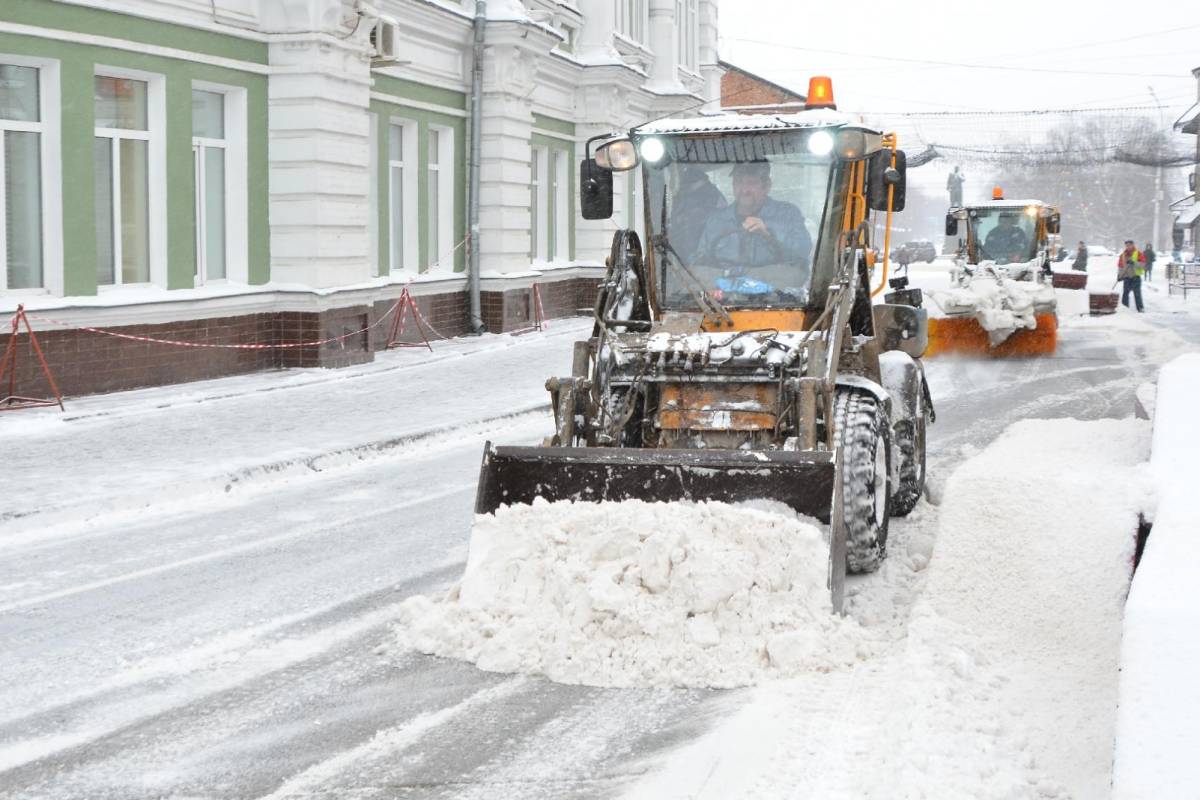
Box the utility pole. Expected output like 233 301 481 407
1149 86 1165 248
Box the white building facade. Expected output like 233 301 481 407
0 0 720 395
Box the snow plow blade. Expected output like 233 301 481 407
925 312 1057 357
475 443 847 611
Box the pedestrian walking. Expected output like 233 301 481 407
1117 239 1145 312
1143 242 1156 282
1072 240 1088 271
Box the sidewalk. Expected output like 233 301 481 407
0 321 589 534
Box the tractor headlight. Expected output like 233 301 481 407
834 127 884 160
595 138 638 171
807 130 834 156
639 137 666 164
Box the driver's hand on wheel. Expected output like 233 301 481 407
742 216 769 236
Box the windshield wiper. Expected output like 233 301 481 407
655 183 733 325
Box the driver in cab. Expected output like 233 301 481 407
695 161 811 268
983 211 1029 263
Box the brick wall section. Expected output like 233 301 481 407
720 64 805 111
0 277 601 399
480 277 600 333
1 313 279 399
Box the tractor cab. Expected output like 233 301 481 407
945 191 1061 280
581 106 907 332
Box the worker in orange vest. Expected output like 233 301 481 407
1117 239 1145 312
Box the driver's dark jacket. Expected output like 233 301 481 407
983 225 1029 261
695 198 811 268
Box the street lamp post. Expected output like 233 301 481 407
1149 86 1165 248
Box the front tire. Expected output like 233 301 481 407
834 390 892 574
891 412 926 517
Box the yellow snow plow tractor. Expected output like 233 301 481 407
930 191 1061 357
475 78 935 611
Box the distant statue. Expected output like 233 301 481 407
947 165 965 207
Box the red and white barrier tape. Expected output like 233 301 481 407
22 298 402 351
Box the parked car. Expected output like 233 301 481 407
899 240 937 263
1086 245 1115 259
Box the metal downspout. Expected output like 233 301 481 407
466 0 487 333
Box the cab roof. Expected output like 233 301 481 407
634 108 860 136
960 199 1053 210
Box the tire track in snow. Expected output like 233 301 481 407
256 678 528 800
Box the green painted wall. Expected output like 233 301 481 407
532 113 575 137
0 0 268 64
370 97 467 274
0 27 269 294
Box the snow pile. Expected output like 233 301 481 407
394 500 872 688
622 418 1152 799
1113 353 1200 799
927 272 1056 345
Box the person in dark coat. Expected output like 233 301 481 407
669 166 727 262
1072 241 1088 271
1143 242 1156 282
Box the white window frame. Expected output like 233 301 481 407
614 0 648 44
552 148 569 262
94 66 166 290
0 55 61 296
531 145 549 263
387 117 418 273
191 81 247 286
426 124 454 271
676 0 698 72
368 111 378 274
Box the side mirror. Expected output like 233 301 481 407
867 149 907 212
580 159 614 220
1047 213 1061 235
945 213 958 237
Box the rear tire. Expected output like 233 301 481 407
834 390 892 574
890 412 926 517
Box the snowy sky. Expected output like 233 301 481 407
718 2 1199 193
718 1 1199 115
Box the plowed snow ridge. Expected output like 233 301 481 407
623 417 1152 799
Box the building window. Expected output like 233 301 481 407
553 149 568 261
425 125 454 271
0 63 43 291
94 75 150 286
531 144 569 263
615 0 648 44
530 146 544 261
388 119 417 272
676 0 698 71
192 89 226 283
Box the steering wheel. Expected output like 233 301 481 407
704 225 784 268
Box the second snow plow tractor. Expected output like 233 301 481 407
929 192 1061 357
475 79 935 611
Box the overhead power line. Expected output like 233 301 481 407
721 37 1195 80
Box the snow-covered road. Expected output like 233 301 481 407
1 298 1198 799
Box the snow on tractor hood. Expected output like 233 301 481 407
604 330 816 375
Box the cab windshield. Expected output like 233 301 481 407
969 207 1039 265
641 130 845 311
